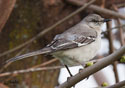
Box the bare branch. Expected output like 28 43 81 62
112 5 125 46
107 21 119 82
30 58 58 68
2 58 58 82
0 0 16 32
67 0 125 19
105 80 125 88
0 0 96 57
0 66 63 77
57 45 125 88
101 24 125 35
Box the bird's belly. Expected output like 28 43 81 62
52 38 101 66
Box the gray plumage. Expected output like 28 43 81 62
6 14 110 66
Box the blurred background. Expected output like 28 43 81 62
0 0 124 88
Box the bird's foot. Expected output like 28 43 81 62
79 68 83 73
85 76 90 80
67 76 75 88
78 68 90 80
67 76 72 81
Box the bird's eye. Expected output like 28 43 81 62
91 19 98 22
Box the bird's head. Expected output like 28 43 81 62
83 14 111 29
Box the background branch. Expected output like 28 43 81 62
107 21 119 82
67 0 125 19
105 80 125 88
0 66 63 77
0 0 16 32
2 58 58 83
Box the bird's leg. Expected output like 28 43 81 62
64 65 75 88
64 65 73 77
69 57 86 75
67 57 89 82
79 61 94 80
78 62 91 80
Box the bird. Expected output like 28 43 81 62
6 14 110 67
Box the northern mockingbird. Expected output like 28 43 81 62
6 14 110 66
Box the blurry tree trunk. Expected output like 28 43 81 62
0 0 16 32
0 0 81 88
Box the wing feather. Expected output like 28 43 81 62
47 25 97 51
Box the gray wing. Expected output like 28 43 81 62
47 25 97 51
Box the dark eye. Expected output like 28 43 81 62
91 19 98 22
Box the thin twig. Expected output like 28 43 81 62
4 58 58 82
89 5 125 19
67 0 125 19
102 24 125 34
57 46 125 88
111 25 125 30
117 19 125 46
0 0 96 57
112 5 125 46
30 58 58 68
105 80 125 88
0 66 63 77
107 21 119 83
107 21 114 53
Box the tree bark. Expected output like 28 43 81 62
0 0 16 32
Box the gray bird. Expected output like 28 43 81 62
6 14 110 66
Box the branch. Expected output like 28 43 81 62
0 0 16 32
67 0 125 19
105 80 125 88
57 46 125 88
2 58 58 82
101 24 125 36
0 66 63 77
30 58 58 68
107 21 119 82
112 5 125 46
0 0 96 57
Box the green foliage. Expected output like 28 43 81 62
120 56 125 63
101 82 108 87
86 62 93 67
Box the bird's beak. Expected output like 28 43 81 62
103 19 111 22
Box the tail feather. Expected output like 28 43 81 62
6 47 52 63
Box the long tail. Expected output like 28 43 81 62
6 47 52 63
